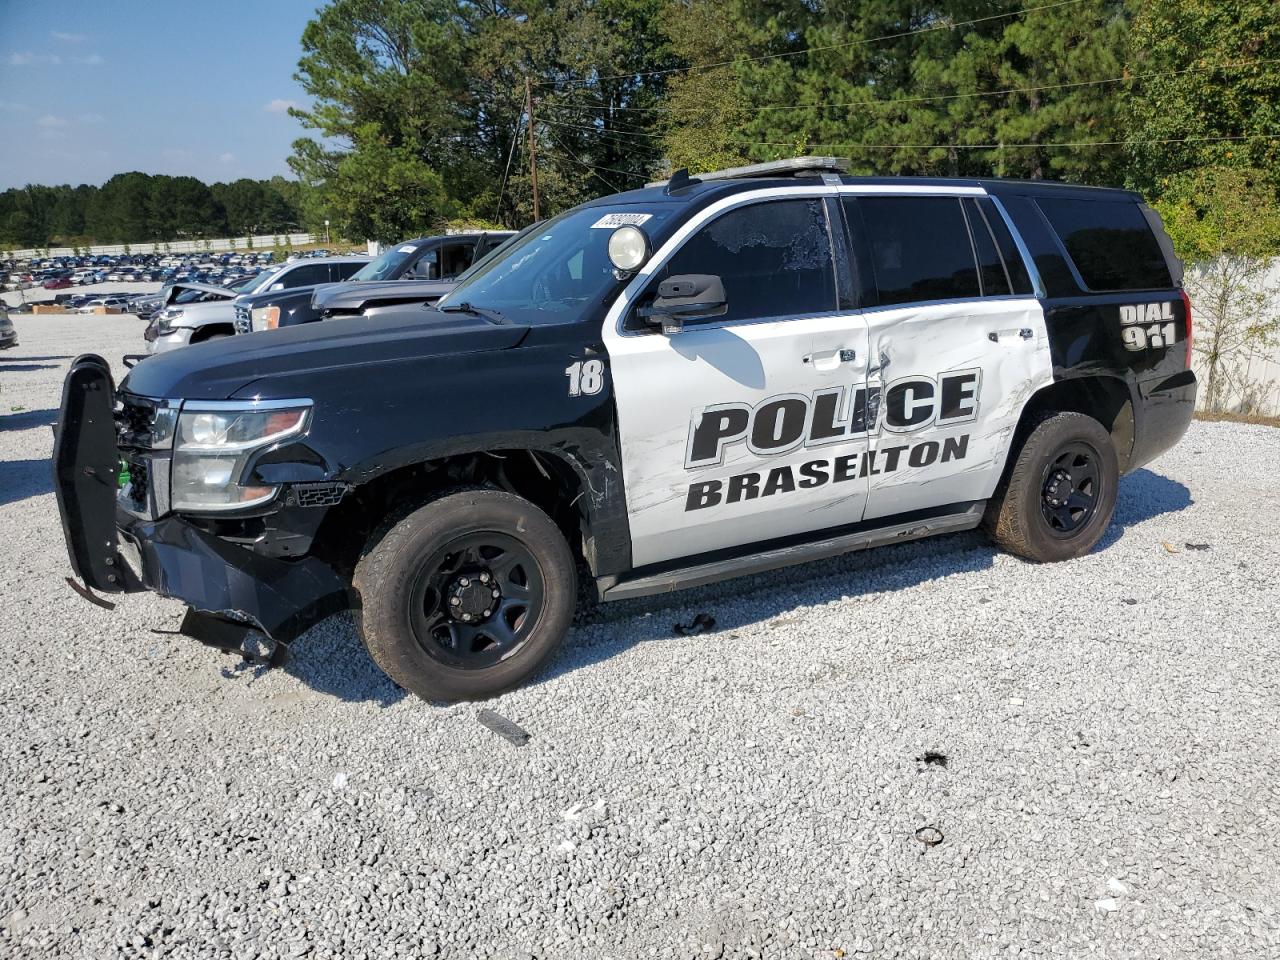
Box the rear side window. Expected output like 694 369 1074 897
333 261 365 281
852 196 981 305
282 263 330 288
963 198 1011 296
1037 196 1172 291
975 197 1033 295
656 198 836 324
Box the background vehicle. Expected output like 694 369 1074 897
147 256 367 352
54 158 1195 703
0 302 16 350
235 232 511 333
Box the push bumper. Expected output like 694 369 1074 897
53 354 348 644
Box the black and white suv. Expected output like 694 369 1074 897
54 158 1195 702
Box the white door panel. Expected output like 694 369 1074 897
608 313 870 567
861 297 1052 520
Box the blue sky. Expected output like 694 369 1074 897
0 0 321 189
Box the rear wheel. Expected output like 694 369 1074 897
983 411 1119 563
352 490 576 701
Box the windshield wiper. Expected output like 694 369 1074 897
438 301 504 323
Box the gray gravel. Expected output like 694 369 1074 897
3 314 1279 960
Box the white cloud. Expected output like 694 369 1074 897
72 53 104 66
6 51 63 66
78 112 105 124
219 152 236 164
37 114 67 127
264 98 298 114
52 31 87 43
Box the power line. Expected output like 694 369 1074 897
546 55 1280 119
493 113 523 222
540 0 1090 89
545 129 620 193
538 116 1280 154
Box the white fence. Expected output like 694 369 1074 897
1188 259 1280 416
3 233 319 259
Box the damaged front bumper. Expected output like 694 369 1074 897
53 354 348 647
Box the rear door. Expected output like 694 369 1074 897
842 190 1053 520
604 189 873 568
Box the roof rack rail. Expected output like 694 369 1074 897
647 156 849 188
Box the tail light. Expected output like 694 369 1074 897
1179 288 1193 369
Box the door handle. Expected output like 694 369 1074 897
988 328 1034 343
802 348 856 368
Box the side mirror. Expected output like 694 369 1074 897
635 274 727 334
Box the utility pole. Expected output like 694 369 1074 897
525 77 540 220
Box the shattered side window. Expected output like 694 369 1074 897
659 198 837 322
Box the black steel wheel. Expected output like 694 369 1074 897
984 411 1119 563
353 490 576 701
408 533 545 670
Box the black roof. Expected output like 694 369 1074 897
585 174 1143 210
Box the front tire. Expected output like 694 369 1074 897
983 411 1119 563
352 490 577 701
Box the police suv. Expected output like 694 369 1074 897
54 158 1195 701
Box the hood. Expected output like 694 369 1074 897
314 278 456 311
122 307 530 401
164 281 238 306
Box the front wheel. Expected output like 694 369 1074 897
983 411 1119 563
353 490 576 701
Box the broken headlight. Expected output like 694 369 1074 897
153 308 182 335
171 400 312 511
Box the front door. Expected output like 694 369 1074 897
605 192 872 568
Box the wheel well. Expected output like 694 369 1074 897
190 323 234 343
1013 376 1135 472
309 450 591 578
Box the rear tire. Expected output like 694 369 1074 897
352 489 576 701
983 411 1119 563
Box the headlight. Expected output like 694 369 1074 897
171 400 311 511
251 305 282 331
154 308 183 335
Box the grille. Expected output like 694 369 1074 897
234 304 251 334
293 482 347 508
125 455 150 508
118 397 155 443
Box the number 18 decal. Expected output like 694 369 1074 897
566 359 605 396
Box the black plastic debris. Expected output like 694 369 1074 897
1121 598 1138 605
673 612 716 636
477 708 531 746
915 825 944 848
1185 542 1210 551
917 751 949 769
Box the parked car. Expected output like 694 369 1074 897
236 233 509 334
76 295 133 313
43 277 73 290
146 256 368 353
0 302 16 350
53 157 1196 702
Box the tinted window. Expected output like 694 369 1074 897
333 261 365 281
281 263 330 288
853 197 980 305
976 197 1033 295
438 242 475 279
654 199 835 324
1037 196 1171 291
963 198 1010 296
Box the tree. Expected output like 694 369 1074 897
1156 166 1280 412
1124 0 1280 198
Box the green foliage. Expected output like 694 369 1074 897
1155 166 1280 262
0 174 303 247
1124 0 1280 198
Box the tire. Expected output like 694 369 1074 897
983 411 1119 563
352 489 577 701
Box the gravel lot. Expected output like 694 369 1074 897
2 314 1279 960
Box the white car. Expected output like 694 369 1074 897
76 296 132 313
146 255 369 353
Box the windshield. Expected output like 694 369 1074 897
350 244 418 281
226 274 260 292
247 265 286 293
441 205 674 324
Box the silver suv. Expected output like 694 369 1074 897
147 256 368 353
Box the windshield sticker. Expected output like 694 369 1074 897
591 213 653 229
397 245 416 253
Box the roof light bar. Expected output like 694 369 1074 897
647 156 850 188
